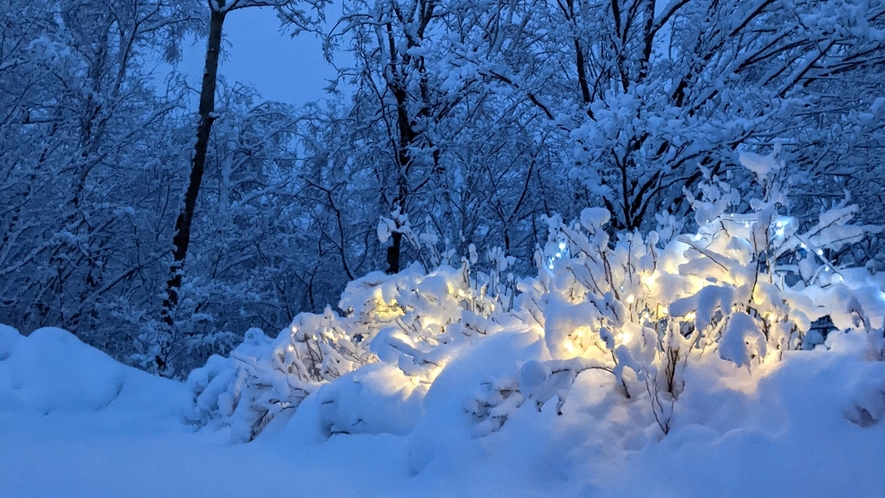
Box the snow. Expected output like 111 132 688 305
1 322 883 497
739 151 782 181
719 311 767 368
2 327 132 414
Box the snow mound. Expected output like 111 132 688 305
314 363 425 437
0 326 185 415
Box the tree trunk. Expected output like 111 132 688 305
159 5 226 372
386 231 403 274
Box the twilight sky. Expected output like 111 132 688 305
174 6 340 106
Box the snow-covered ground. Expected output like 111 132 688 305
1 325 883 497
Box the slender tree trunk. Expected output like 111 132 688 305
386 85 414 275
159 5 226 371
387 231 403 274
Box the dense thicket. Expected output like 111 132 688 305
1 0 882 375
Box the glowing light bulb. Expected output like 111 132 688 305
626 294 635 304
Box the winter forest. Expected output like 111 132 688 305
1 0 885 496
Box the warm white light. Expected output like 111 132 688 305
626 294 635 304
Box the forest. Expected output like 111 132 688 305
1 1 884 495
2 0 883 374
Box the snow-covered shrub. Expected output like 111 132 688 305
186 257 513 440
186 309 373 441
313 363 425 436
190 153 884 441
456 152 884 435
489 152 883 433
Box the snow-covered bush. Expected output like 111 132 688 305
189 153 884 441
186 257 513 441
498 152 883 433
185 310 372 441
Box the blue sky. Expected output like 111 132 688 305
175 7 340 106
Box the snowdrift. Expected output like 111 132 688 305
0 325 186 416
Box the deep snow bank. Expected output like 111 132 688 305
0 325 186 416
0 329 884 496
593 332 885 497
260 329 885 497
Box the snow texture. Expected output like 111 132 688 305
1 323 884 497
